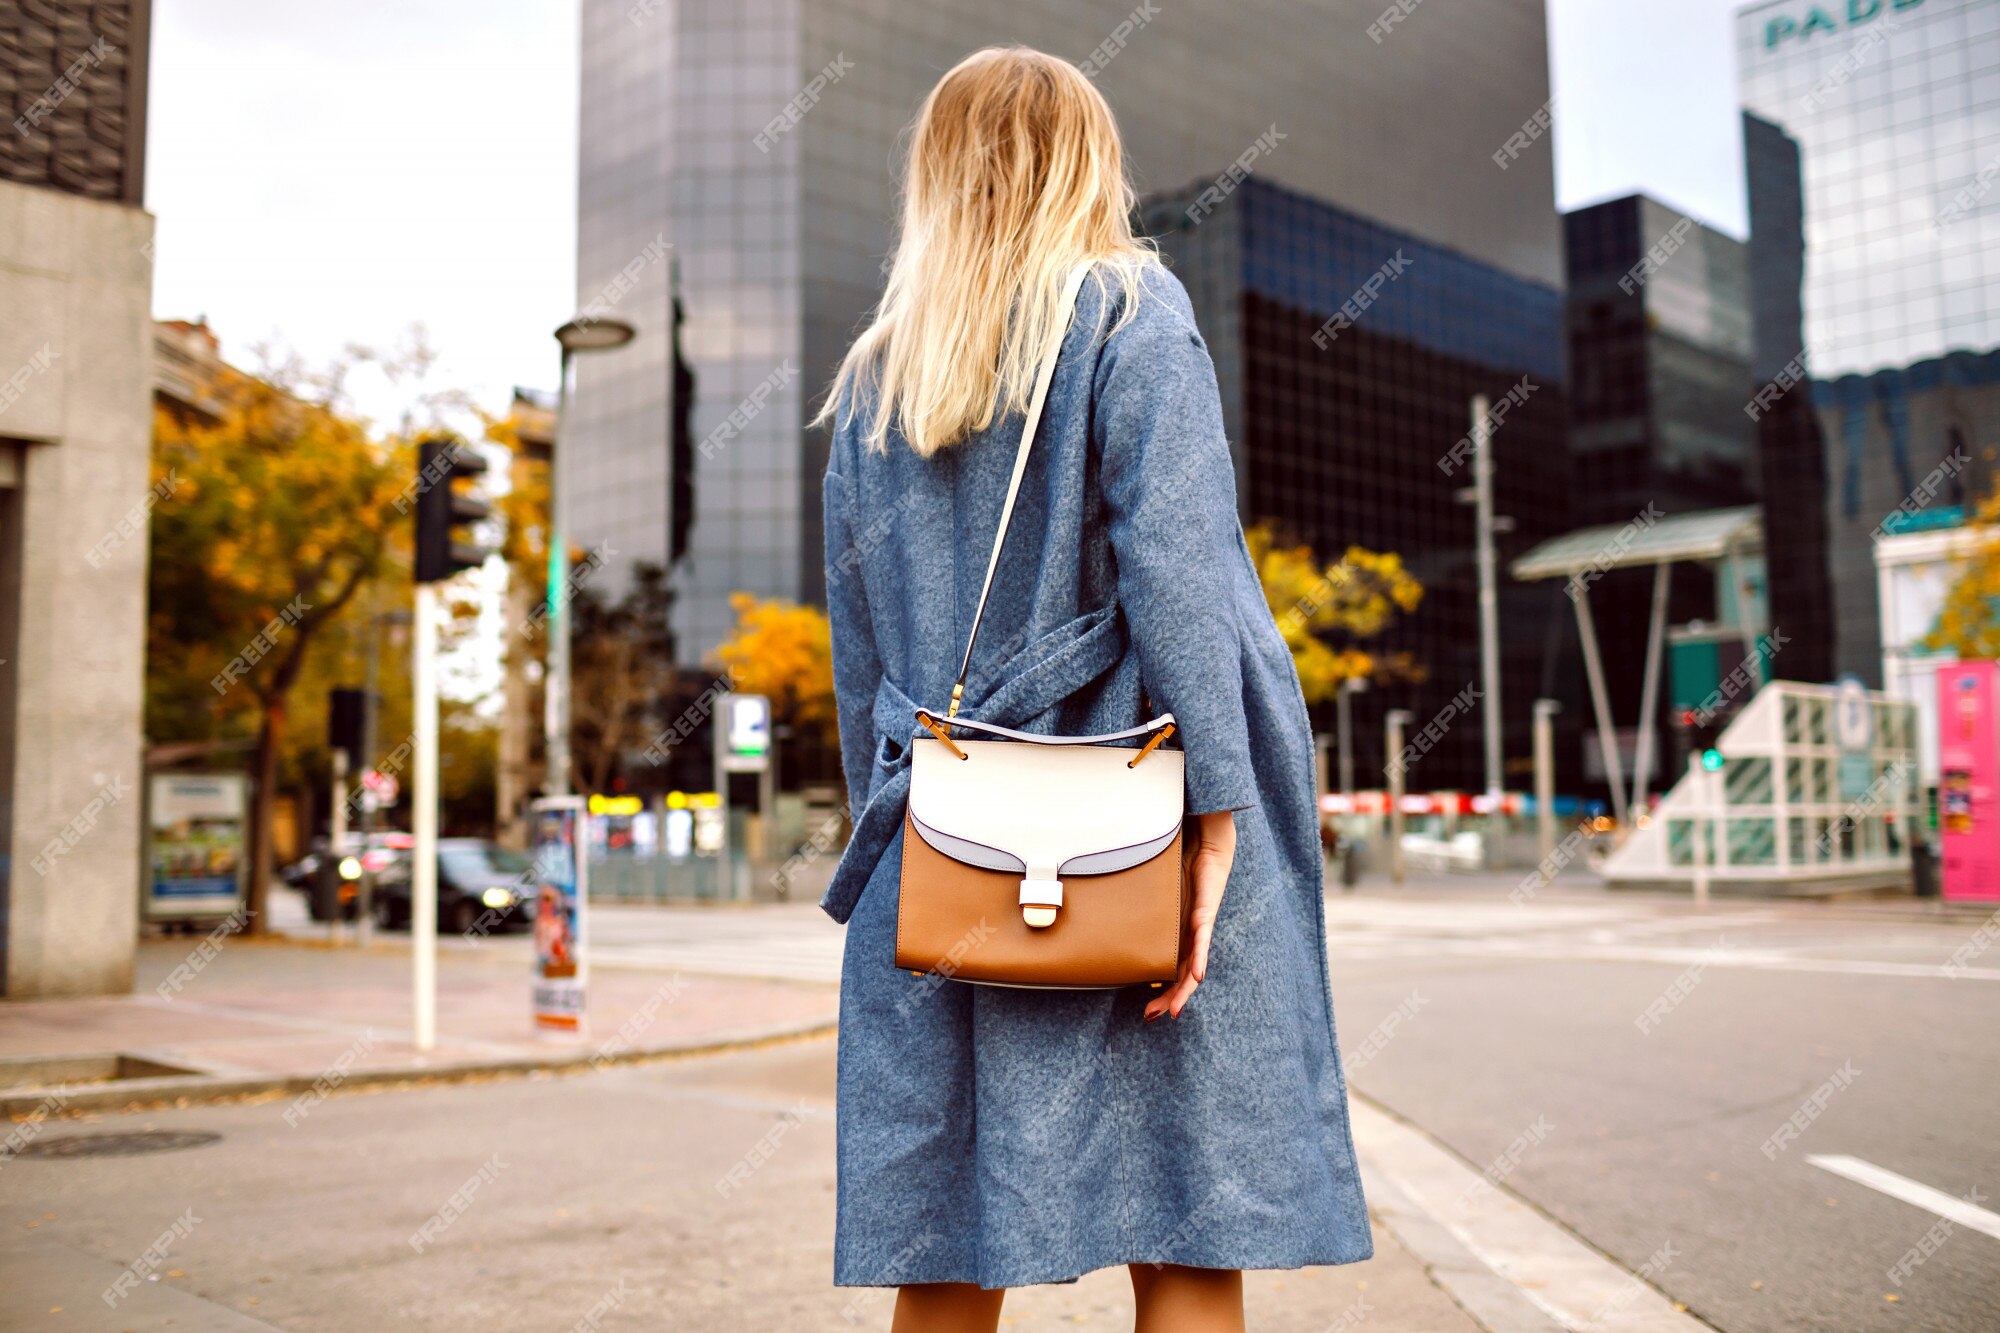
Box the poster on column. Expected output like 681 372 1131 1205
530 796 589 1033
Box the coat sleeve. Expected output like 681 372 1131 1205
1093 287 1261 815
823 468 884 819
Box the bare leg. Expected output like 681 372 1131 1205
1129 1264 1245 1333
891 1282 1005 1332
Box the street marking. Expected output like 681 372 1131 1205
1807 1155 2000 1243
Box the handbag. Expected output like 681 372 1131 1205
895 262 1189 990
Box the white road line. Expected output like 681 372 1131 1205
1807 1155 2000 1243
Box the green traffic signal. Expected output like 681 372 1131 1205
1701 749 1724 771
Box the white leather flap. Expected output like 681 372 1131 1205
907 736 1185 881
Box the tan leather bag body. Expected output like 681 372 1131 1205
894 263 1189 989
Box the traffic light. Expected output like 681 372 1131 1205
328 687 366 765
414 438 492 584
1682 711 1726 772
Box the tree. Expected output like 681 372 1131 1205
570 562 680 796
1244 521 1424 706
712 592 838 746
1923 482 2000 659
149 369 406 931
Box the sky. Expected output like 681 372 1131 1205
144 0 1756 429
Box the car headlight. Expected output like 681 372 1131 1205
481 887 513 909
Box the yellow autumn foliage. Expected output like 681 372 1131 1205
1244 521 1424 706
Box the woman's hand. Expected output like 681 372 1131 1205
1145 810 1235 1022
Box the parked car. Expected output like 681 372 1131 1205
369 839 537 935
284 832 413 920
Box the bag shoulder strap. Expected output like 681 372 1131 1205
946 260 1096 717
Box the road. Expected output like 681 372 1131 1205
15 883 2000 1331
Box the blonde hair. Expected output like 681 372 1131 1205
819 46 1156 457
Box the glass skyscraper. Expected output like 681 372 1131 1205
574 0 1564 684
1737 0 2000 682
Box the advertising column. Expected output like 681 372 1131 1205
530 796 589 1032
1936 662 2000 902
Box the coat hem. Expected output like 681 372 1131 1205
832 1233 1376 1291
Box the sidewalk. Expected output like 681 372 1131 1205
0 932 839 1118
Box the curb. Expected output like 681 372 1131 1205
1 1018 839 1121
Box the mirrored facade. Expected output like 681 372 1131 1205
576 0 1564 672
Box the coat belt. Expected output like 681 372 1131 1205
818 604 1127 924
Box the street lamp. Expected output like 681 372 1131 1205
546 315 637 798
1336 676 1370 801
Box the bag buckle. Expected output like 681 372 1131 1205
1019 878 1063 928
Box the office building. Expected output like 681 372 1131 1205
1737 0 2000 682
0 0 155 996
572 0 1566 704
1147 176 1569 791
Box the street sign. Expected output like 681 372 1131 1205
143 773 249 922
530 796 590 1032
719 693 771 772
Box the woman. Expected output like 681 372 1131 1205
815 46 1372 1332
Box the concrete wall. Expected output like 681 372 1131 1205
0 179 155 998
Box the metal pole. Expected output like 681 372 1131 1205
1472 394 1504 868
1386 709 1412 886
546 348 574 797
412 582 439 1052
1336 681 1355 800
1688 752 1710 906
713 698 731 901
1573 587 1631 829
356 611 379 948
1631 562 1672 812
328 748 348 944
1533 699 1559 870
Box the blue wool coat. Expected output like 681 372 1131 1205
820 262 1372 1289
